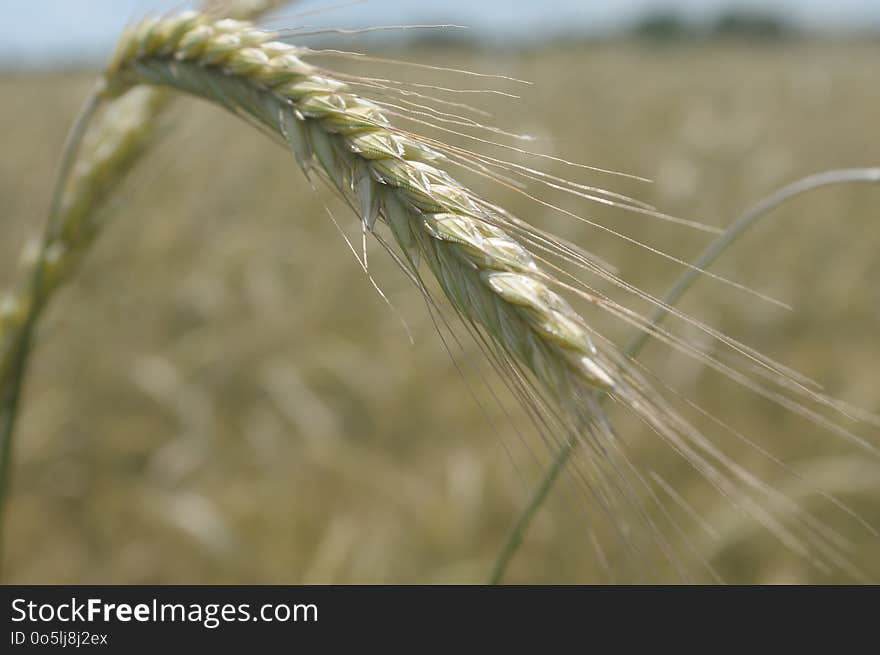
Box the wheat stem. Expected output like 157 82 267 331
626 168 880 358
0 91 102 570
487 432 578 585
488 168 880 583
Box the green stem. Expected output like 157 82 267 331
488 167 880 584
0 90 103 575
488 436 577 585
624 168 880 357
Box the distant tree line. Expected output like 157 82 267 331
633 10 793 41
362 8 876 50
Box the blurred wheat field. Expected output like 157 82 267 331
2 40 879 583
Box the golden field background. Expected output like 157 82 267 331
1 40 879 583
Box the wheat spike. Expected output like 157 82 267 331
102 13 621 402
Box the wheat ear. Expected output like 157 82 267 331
101 13 620 402
90 14 880 576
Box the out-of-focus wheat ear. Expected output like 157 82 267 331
0 0 296 571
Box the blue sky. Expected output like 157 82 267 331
3 0 880 67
